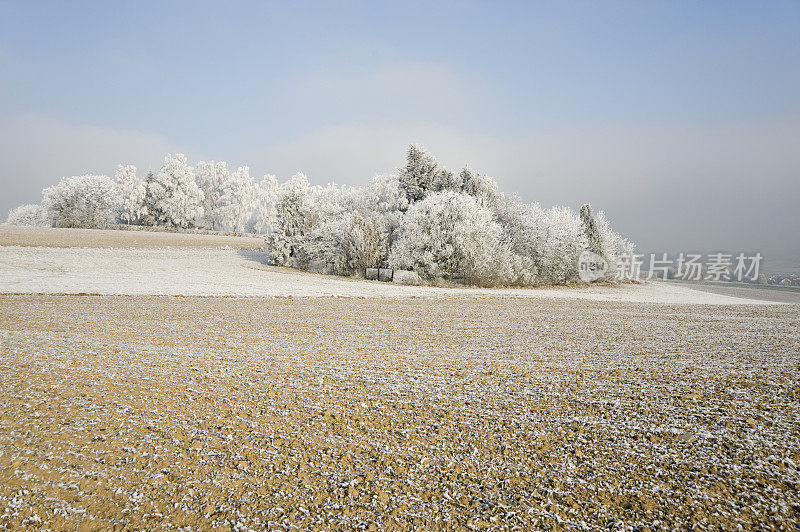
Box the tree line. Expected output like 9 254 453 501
5 145 633 286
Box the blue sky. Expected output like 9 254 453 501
1 1 798 262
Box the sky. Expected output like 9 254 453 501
1 1 798 264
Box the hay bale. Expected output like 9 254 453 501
378 268 393 282
365 268 379 280
393 270 421 285
450 273 467 285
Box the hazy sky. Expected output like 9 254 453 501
1 1 798 263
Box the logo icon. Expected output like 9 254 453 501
578 250 608 282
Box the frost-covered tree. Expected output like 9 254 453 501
430 167 461 194
398 145 440 204
301 184 352 271
140 171 159 225
146 153 204 228
219 166 254 232
254 145 632 286
580 203 602 255
595 209 633 280
266 173 318 265
389 191 512 285
247 174 278 234
305 175 408 274
536 206 587 284
5 204 50 227
362 173 408 242
460 167 501 210
491 197 541 285
23 144 633 287
195 160 228 230
42 174 120 228
114 164 146 224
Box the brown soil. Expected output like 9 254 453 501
0 295 798 530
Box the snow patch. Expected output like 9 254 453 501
0 246 775 304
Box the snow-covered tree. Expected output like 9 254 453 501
389 191 512 285
460 166 501 209
219 166 254 233
352 174 409 266
23 144 633 287
253 146 632 286
363 173 408 234
595 209 633 280
247 174 278 234
430 167 461 193
398 144 440 204
536 206 587 284
580 203 602 255
195 160 229 230
140 171 158 225
5 204 50 227
305 175 408 274
146 153 204 228
491 197 540 285
114 164 146 224
42 174 120 228
266 173 318 265
301 184 353 272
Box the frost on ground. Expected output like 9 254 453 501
0 245 772 305
0 226 264 249
0 296 798 530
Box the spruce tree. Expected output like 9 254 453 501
580 203 603 255
141 171 160 226
398 145 439 204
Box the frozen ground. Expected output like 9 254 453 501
0 225 264 249
0 245 775 304
0 228 797 529
0 295 798 530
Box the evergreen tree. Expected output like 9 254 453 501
398 145 439 204
580 203 603 255
430 168 462 193
141 170 160 226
